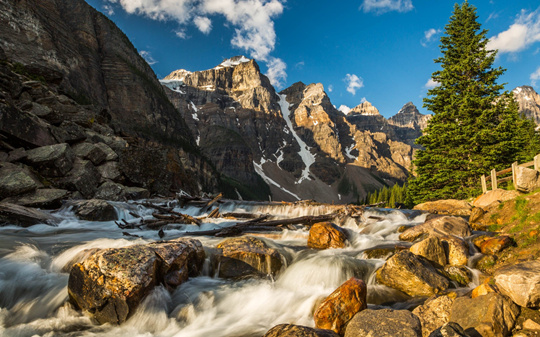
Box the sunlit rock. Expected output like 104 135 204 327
308 222 348 249
399 216 471 242
410 236 447 267
413 200 472 217
345 308 422 337
494 261 540 308
412 295 455 337
264 324 339 337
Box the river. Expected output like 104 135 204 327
0 200 479 337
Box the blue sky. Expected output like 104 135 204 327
85 0 540 118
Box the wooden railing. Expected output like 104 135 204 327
481 155 540 194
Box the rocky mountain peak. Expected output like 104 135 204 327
163 69 192 82
214 55 252 69
396 102 419 115
388 102 430 130
513 86 540 124
349 101 380 116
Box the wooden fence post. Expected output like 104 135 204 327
481 175 487 194
491 169 497 191
535 155 540 171
512 162 518 190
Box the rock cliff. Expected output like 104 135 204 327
513 86 540 124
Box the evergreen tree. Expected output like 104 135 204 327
408 1 535 204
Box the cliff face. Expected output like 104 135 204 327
0 0 218 196
513 86 540 124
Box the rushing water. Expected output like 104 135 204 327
0 200 478 337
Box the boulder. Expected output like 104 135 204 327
413 200 472 216
0 202 57 226
410 236 447 267
0 165 38 198
25 143 75 177
362 244 410 260
439 235 469 266
124 186 150 200
428 322 468 337
97 161 122 182
376 251 450 297
443 265 473 286
473 235 514 255
344 309 422 337
475 255 497 273
95 142 118 161
313 277 367 335
56 158 100 198
68 239 205 324
0 103 57 147
449 293 520 337
213 236 285 279
94 181 127 201
469 207 485 226
73 199 117 221
515 166 540 193
263 324 339 337
473 190 519 208
72 142 107 165
400 216 471 242
7 147 27 162
494 261 540 308
50 121 87 144
471 283 497 299
308 222 348 249
2 188 68 209
412 295 455 337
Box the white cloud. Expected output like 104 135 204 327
531 66 540 87
421 28 441 47
360 97 367 103
265 57 287 89
139 50 157 65
193 16 212 34
295 61 305 70
328 84 334 92
338 105 351 114
360 0 413 14
425 78 439 89
175 29 188 39
103 4 115 15
344 74 364 95
486 12 499 23
487 7 540 54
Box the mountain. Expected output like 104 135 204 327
162 57 423 202
513 86 540 124
0 0 217 198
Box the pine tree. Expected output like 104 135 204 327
408 1 535 204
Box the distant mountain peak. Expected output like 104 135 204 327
513 85 540 124
349 101 380 116
215 55 252 69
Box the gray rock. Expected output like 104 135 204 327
25 143 75 177
2 188 68 209
94 181 126 201
449 293 519 337
344 309 422 337
0 104 57 147
95 142 118 161
7 148 27 162
494 260 540 308
124 186 150 200
97 161 122 182
72 142 107 165
56 158 100 198
0 202 57 227
73 199 117 221
264 324 340 337
413 295 455 337
0 165 38 198
50 121 87 144
516 166 540 193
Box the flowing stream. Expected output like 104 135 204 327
0 200 479 337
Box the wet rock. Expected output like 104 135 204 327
473 190 519 209
313 277 367 335
94 181 126 201
475 255 497 273
362 244 409 259
124 186 150 200
97 161 122 182
0 165 38 198
412 295 455 337
56 158 100 198
428 322 468 337
473 235 514 255
68 239 205 324
376 251 450 297
410 236 447 267
72 142 107 165
400 216 471 242
213 236 285 279
2 188 68 209
516 166 540 193
344 308 422 337
471 283 497 299
439 235 469 266
443 265 473 287
0 202 57 226
308 222 348 249
73 199 117 221
264 324 340 337
413 200 472 216
449 293 520 337
25 143 75 177
494 261 540 308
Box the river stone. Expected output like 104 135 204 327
412 295 455 337
428 322 468 337
376 251 450 297
264 324 340 337
400 216 471 242
0 202 57 226
25 143 75 177
0 165 38 199
449 293 520 337
308 222 348 249
344 308 422 337
443 265 473 287
214 236 285 279
2 188 68 209
471 283 497 298
68 239 205 324
474 235 514 255
439 235 469 266
410 236 447 267
494 261 540 308
73 199 117 221
413 200 472 216
72 142 107 165
313 277 367 335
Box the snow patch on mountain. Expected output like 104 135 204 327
215 56 251 69
253 160 300 200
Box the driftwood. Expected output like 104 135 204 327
208 208 220 218
201 193 223 212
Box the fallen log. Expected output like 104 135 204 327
201 193 223 212
208 208 220 218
